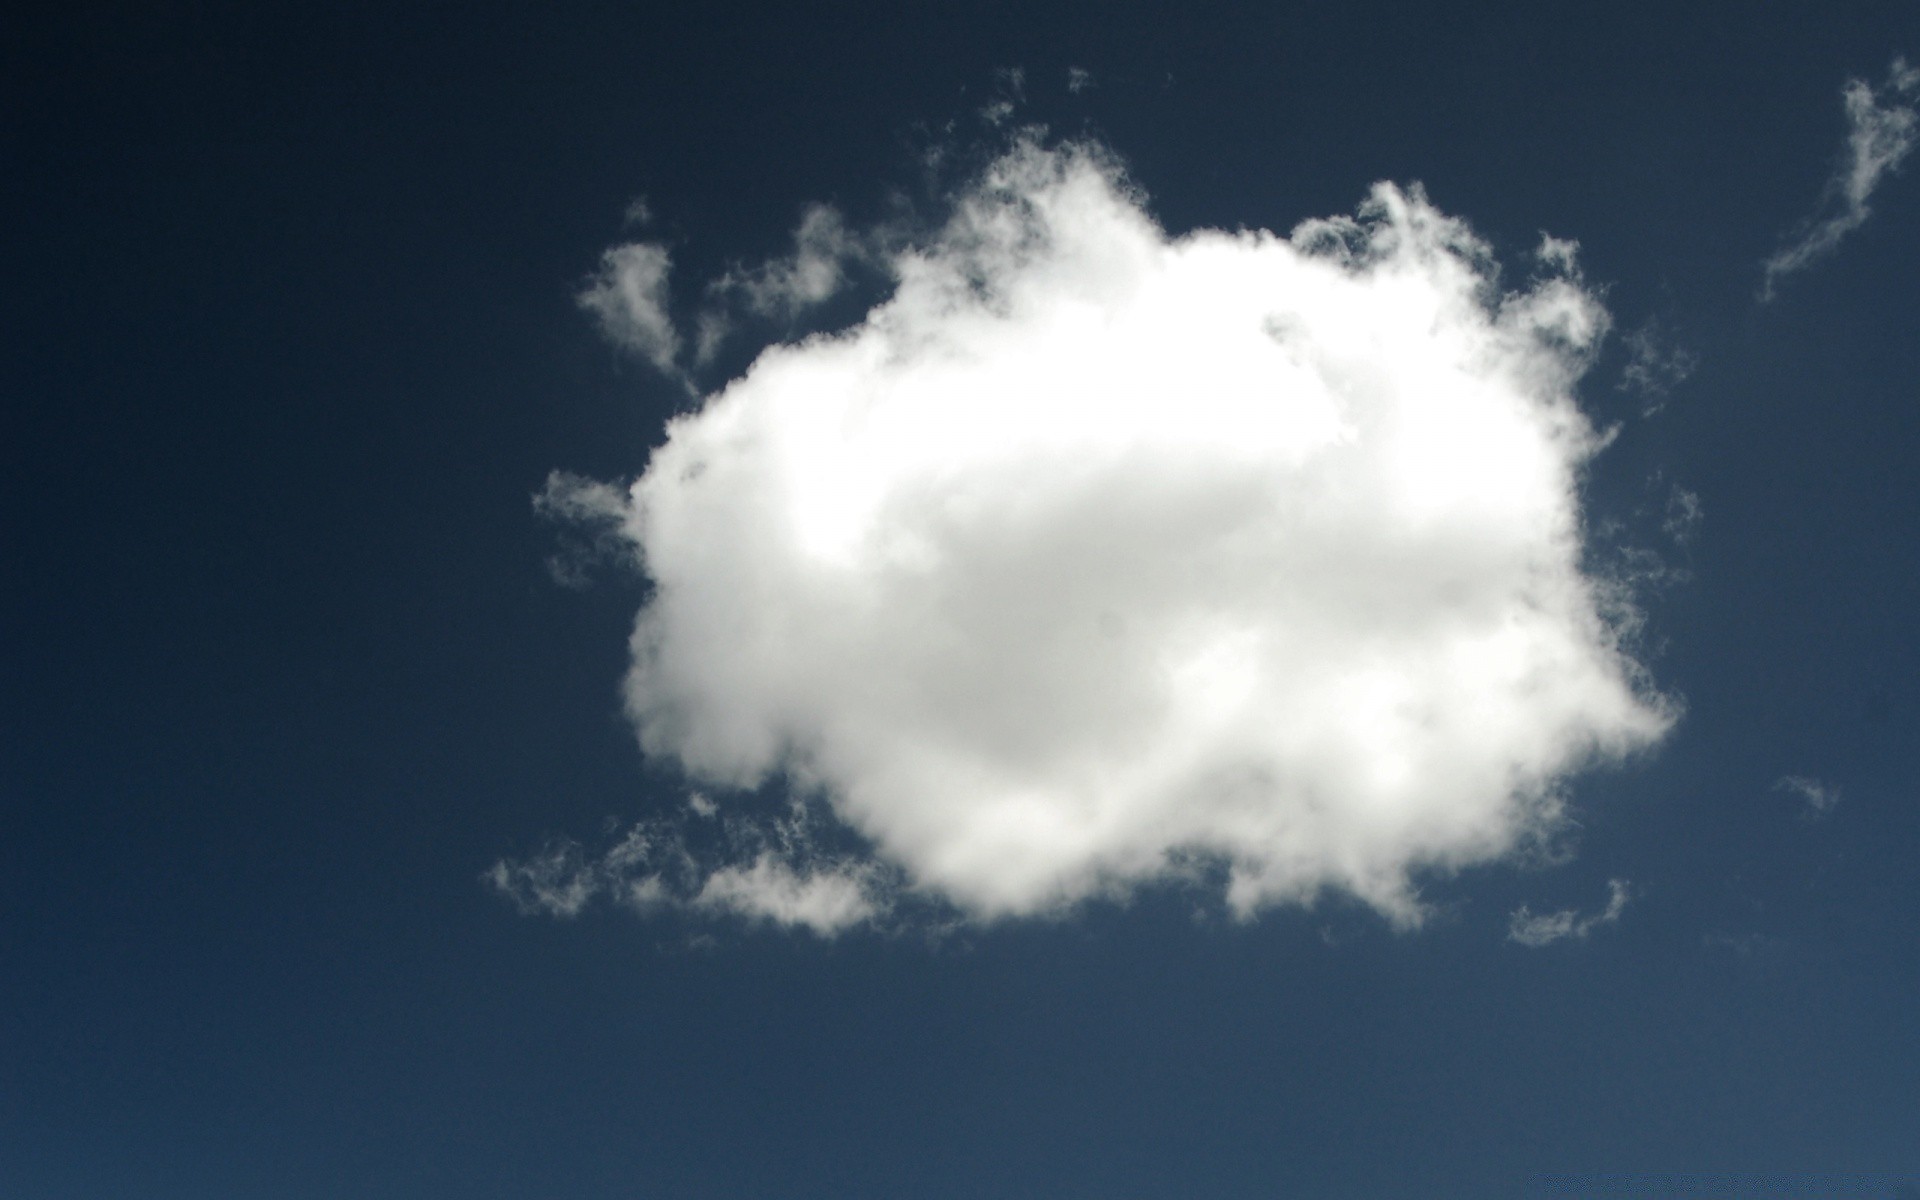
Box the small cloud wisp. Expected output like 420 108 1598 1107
1775 774 1842 820
1763 57 1920 300
578 242 683 377
488 796 888 936
1509 878 1632 947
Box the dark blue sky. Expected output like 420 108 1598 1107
6 3 1920 1197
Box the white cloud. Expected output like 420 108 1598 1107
578 241 682 375
695 855 881 934
487 797 887 936
485 842 601 918
699 205 872 361
1067 67 1094 95
543 136 1674 930
1534 234 1581 274
533 470 641 587
1775 774 1841 819
1763 57 1920 300
1509 878 1630 947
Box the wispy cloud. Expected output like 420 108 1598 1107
1762 57 1920 300
1775 774 1842 820
580 203 882 381
532 470 638 587
1661 485 1703 546
539 134 1673 931
578 242 682 376
1617 319 1697 415
487 796 888 936
722 205 866 318
979 66 1027 126
697 205 876 362
485 842 601 918
1509 879 1631 947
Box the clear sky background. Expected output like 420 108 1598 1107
5 3 1920 1198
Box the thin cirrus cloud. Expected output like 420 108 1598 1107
1762 56 1920 300
504 134 1676 935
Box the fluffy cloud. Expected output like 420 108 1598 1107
535 136 1673 931
1763 57 1920 299
1508 879 1631 947
694 855 880 933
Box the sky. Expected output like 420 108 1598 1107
5 3 1920 1198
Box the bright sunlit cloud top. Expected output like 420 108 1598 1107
512 136 1675 931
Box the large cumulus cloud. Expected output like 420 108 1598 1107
520 137 1674 930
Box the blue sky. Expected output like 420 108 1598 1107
5 3 1920 1197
